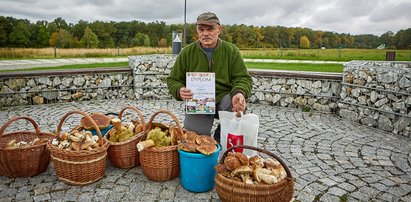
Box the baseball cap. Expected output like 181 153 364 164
196 12 220 26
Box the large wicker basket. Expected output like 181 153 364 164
139 110 183 181
47 110 109 186
0 116 55 177
106 106 146 168
215 145 295 202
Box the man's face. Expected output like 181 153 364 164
197 24 221 48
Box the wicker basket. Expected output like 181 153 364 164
215 145 295 202
47 110 109 186
106 106 146 168
0 116 55 177
139 109 183 181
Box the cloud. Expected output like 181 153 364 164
0 0 410 35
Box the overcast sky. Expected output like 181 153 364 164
1 0 411 36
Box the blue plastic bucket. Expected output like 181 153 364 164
85 125 113 137
178 144 221 192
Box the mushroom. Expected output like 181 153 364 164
195 135 217 145
169 126 182 145
231 165 253 184
197 142 217 155
249 155 264 169
234 152 248 166
224 153 242 171
178 142 198 153
215 164 231 177
181 131 198 143
6 140 16 148
253 167 278 184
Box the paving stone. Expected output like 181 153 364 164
327 187 347 196
1 99 410 200
33 194 51 202
338 182 356 192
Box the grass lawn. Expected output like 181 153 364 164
1 61 343 73
0 62 128 72
245 62 343 73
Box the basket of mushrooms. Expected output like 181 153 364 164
214 145 294 202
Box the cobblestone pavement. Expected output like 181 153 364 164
0 99 410 202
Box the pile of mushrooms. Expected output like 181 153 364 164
215 152 287 185
6 137 49 149
51 131 100 151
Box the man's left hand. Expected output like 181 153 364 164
232 93 246 113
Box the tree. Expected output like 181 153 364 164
8 21 31 47
158 38 167 47
49 32 58 47
57 28 72 48
131 32 150 47
0 16 7 46
80 26 99 48
300 36 310 49
31 24 50 47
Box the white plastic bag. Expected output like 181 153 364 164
218 111 259 159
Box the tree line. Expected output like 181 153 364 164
0 16 410 49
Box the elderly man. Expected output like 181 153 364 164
167 12 252 141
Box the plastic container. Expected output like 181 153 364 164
178 144 221 192
86 125 113 137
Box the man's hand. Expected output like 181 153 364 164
232 93 246 113
179 87 193 100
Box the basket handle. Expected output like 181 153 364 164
142 109 184 140
55 110 103 146
118 106 146 132
219 145 293 178
0 116 41 139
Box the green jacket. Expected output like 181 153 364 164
167 39 252 103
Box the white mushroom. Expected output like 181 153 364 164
231 165 253 183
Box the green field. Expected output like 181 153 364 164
0 48 409 73
0 61 343 73
245 62 343 73
240 48 411 61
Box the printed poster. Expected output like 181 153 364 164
186 72 216 114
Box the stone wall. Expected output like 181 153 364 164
339 61 411 137
129 55 342 112
0 69 133 107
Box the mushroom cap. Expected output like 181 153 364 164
234 152 249 166
231 165 253 177
80 113 111 130
215 164 231 177
71 142 81 151
195 135 217 145
224 154 242 171
249 155 264 169
182 131 198 143
264 158 282 170
179 142 198 152
197 142 217 155
170 126 182 145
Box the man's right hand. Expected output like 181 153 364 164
179 87 193 100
